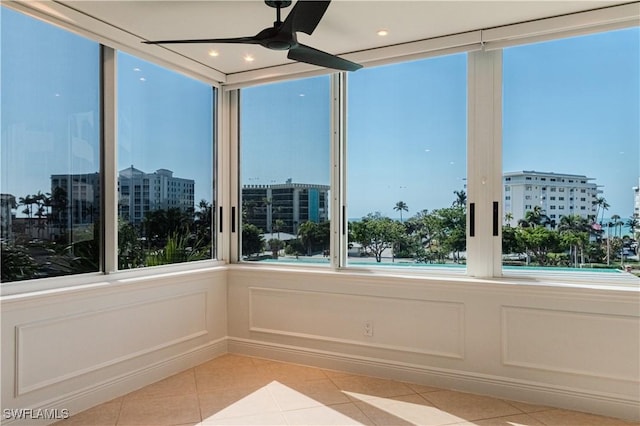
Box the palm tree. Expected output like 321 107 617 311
519 206 547 228
393 201 408 222
452 190 467 208
625 216 639 239
273 219 285 240
610 214 622 238
504 212 514 227
592 197 610 224
18 194 35 235
558 214 590 265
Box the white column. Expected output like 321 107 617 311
467 49 503 278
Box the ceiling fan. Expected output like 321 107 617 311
143 0 362 72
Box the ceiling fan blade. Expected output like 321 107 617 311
143 36 259 45
281 1 330 35
288 43 362 71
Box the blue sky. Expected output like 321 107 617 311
242 27 639 220
2 6 638 222
117 53 214 205
503 27 639 222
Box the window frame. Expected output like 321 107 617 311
2 2 637 295
0 7 224 296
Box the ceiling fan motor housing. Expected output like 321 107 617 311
265 1 292 8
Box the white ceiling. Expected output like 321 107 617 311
58 0 629 75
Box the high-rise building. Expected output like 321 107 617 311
50 168 195 230
242 180 329 234
503 171 600 226
118 167 195 224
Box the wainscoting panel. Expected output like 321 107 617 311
502 306 640 381
249 287 465 359
16 291 208 395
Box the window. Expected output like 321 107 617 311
1 8 101 282
347 54 467 268
240 76 331 264
503 27 639 271
117 53 215 269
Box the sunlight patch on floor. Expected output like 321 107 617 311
344 390 467 425
199 381 365 425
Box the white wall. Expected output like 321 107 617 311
2 265 638 424
1 267 228 425
227 266 640 421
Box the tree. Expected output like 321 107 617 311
193 200 213 252
143 207 193 247
350 213 404 262
422 206 467 263
452 190 467 208
1 243 38 282
32 191 48 238
610 214 622 238
118 218 145 269
242 199 258 222
592 197 610 224
516 226 559 266
504 212 514 227
267 238 284 259
145 233 209 267
626 216 639 239
393 201 408 222
502 224 523 256
518 206 549 228
50 186 70 240
18 194 35 235
242 223 264 257
273 219 286 239
557 214 591 265
298 221 319 255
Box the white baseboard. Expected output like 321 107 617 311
228 337 640 422
3 338 227 426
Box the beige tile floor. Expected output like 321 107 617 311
53 354 638 426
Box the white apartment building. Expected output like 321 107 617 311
118 167 195 224
503 171 600 226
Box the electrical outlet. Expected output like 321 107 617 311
364 320 373 337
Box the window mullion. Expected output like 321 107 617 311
102 46 118 273
467 49 503 278
330 72 347 268
226 89 240 263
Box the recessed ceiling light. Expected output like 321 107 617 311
377 29 389 36
133 67 141 72
208 50 219 57
244 54 255 62
139 77 146 82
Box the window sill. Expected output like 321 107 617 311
0 259 227 299
228 262 639 294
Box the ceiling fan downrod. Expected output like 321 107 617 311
265 0 292 26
